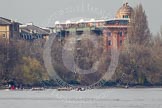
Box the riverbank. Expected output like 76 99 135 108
1 85 162 91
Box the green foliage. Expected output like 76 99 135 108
0 39 48 86
13 56 47 84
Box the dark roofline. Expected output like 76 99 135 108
28 25 50 34
20 24 50 35
0 17 21 25
0 17 12 25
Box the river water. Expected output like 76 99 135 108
0 88 162 108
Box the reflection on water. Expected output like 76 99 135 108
0 88 162 108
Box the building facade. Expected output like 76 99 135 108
0 17 20 40
103 2 133 50
103 19 129 50
0 17 50 42
19 23 50 41
53 2 133 50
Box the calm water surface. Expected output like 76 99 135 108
0 88 162 108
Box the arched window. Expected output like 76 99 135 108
107 32 111 36
108 40 112 46
118 32 122 37
120 40 122 46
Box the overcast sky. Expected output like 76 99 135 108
0 0 161 34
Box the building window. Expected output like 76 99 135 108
14 24 18 31
21 34 24 38
107 32 111 36
125 15 129 18
39 35 43 39
27 35 30 40
2 34 6 38
120 40 122 46
24 34 27 39
29 35 32 40
123 15 129 18
108 40 112 46
118 32 122 37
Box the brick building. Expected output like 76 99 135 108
103 2 133 50
53 2 133 50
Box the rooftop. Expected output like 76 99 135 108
20 23 50 34
0 17 12 25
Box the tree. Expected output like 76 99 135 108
50 33 110 86
0 38 49 86
115 4 153 85
0 40 7 80
13 56 48 85
127 3 151 45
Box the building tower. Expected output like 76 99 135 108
103 2 133 51
115 2 134 19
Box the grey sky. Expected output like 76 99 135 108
0 0 161 34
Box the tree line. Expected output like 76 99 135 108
1 4 162 87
